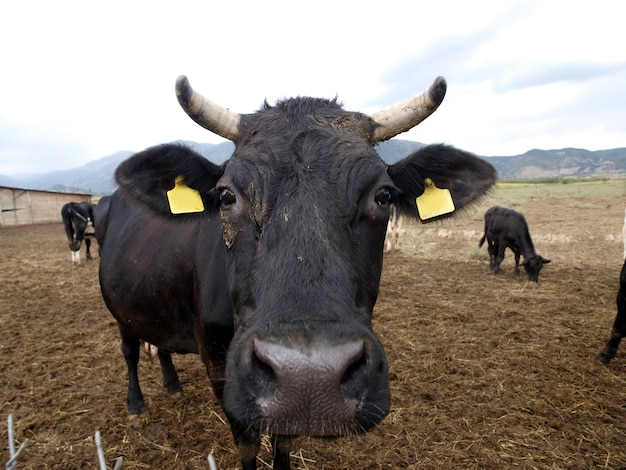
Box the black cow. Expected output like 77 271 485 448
478 206 550 282
61 201 96 264
97 75 497 470
598 259 626 364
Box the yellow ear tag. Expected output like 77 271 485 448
166 175 205 214
415 178 455 221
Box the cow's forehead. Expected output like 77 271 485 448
225 128 387 195
237 97 376 145
218 97 391 212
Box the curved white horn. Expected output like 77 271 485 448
175 75 241 142
370 76 447 142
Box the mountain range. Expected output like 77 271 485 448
2 139 626 195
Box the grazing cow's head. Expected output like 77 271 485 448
174 76 496 446
523 255 551 282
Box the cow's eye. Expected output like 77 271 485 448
374 187 392 206
219 188 236 206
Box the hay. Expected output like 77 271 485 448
1 192 625 469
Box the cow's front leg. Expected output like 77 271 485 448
231 426 261 470
514 252 521 275
118 325 146 418
232 430 292 470
272 435 292 470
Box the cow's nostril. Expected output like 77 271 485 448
340 348 368 389
250 345 278 391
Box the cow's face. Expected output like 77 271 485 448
523 255 551 282
216 105 393 438
218 125 394 318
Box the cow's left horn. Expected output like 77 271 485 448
370 76 447 143
176 76 241 142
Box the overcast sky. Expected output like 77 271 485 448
1 0 625 175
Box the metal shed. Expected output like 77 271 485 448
0 186 92 226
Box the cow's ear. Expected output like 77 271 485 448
387 144 496 222
115 143 226 215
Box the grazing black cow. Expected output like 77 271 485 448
61 201 96 264
478 206 550 282
97 75 497 470
599 259 626 364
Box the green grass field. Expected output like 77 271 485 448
487 179 626 213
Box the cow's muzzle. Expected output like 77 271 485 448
225 334 390 437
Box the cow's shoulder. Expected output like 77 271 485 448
115 143 225 216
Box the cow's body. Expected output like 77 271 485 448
97 75 497 470
599 259 626 364
61 201 96 264
478 206 550 282
92 196 111 249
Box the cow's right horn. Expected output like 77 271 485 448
176 76 241 142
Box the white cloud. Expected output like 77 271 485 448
1 0 626 174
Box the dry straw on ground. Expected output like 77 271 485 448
1 181 625 469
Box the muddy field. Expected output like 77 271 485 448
2 182 626 469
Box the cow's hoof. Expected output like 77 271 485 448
169 390 183 401
597 353 612 365
128 414 143 428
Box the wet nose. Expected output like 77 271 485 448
252 338 366 435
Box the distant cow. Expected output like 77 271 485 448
97 75 497 470
61 201 96 264
478 206 550 282
598 259 626 364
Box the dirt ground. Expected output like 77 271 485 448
2 186 626 469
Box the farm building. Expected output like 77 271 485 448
0 185 92 226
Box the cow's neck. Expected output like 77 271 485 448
519 230 537 258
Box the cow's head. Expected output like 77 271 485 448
172 76 496 451
523 255 551 282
